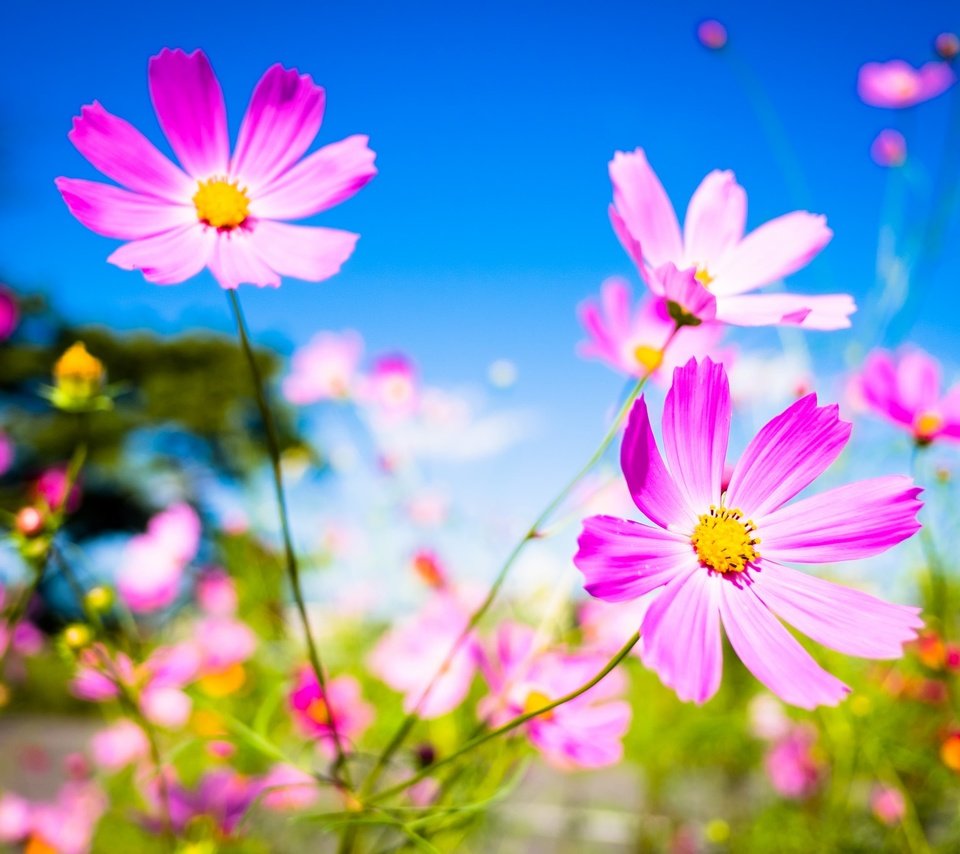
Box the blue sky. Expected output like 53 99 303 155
3 0 960 520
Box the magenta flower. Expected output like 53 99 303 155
142 769 257 837
870 129 907 167
577 276 727 384
369 592 481 718
56 48 376 289
0 286 18 341
854 347 960 445
288 669 373 755
764 724 822 799
858 59 956 108
479 622 631 769
608 150 853 329
871 784 906 825
574 358 923 709
283 330 364 404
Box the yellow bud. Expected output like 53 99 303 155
84 586 113 613
705 818 731 844
63 623 92 650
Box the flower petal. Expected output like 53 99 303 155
107 224 214 285
859 350 913 426
67 102 194 200
245 221 359 284
710 212 833 296
608 204 647 275
641 567 723 703
896 349 941 413
656 263 717 323
609 149 683 270
56 178 193 239
574 515 692 602
148 48 229 179
725 394 851 519
718 577 849 708
683 170 746 269
715 293 855 330
208 230 281 289
662 357 731 512
751 560 922 658
252 135 376 220
757 476 922 563
231 64 326 193
621 397 697 528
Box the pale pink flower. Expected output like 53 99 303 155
575 358 923 709
369 592 481 718
196 568 238 616
747 694 791 741
870 130 907 167
140 685 193 729
90 720 150 771
608 150 853 329
116 503 200 613
288 670 373 756
12 622 44 656
854 347 960 445
56 48 376 289
577 276 726 383
577 595 653 657
258 763 320 812
858 60 956 108
0 793 31 843
283 330 364 404
765 724 822 799
871 784 906 825
194 616 257 671
27 781 106 854
361 355 419 417
142 769 257 836
479 622 631 769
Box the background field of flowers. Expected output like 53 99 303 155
2 1 960 851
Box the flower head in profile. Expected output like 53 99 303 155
577 276 727 384
852 347 960 446
56 48 376 288
858 59 956 108
288 669 372 756
574 358 923 709
283 330 364 404
479 622 631 769
608 149 853 329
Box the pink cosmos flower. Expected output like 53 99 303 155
870 130 907 167
283 330 364 404
288 669 373 756
608 149 853 329
70 647 135 702
258 764 320 812
853 347 960 445
56 48 376 289
577 276 727 384
697 20 728 50
26 781 106 854
858 60 956 108
0 286 18 341
196 568 238 616
0 793 31 844
360 354 420 418
194 616 257 671
574 358 923 709
116 503 200 613
89 720 150 772
871 784 906 825
369 592 481 718
764 724 822 799
577 595 653 658
479 622 631 769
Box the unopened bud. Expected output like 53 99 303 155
63 624 92 650
15 506 45 538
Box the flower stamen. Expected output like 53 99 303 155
691 505 760 574
193 178 250 230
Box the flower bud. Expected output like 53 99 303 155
84 586 114 613
63 624 93 651
15 506 45 538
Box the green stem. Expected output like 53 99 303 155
226 290 351 786
367 632 640 806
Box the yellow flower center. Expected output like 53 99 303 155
691 505 760 574
522 689 554 720
914 411 943 440
695 266 714 286
632 344 664 372
306 697 331 726
198 663 247 698
193 178 250 230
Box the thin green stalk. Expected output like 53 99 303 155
367 632 640 806
226 290 351 786
360 326 680 797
